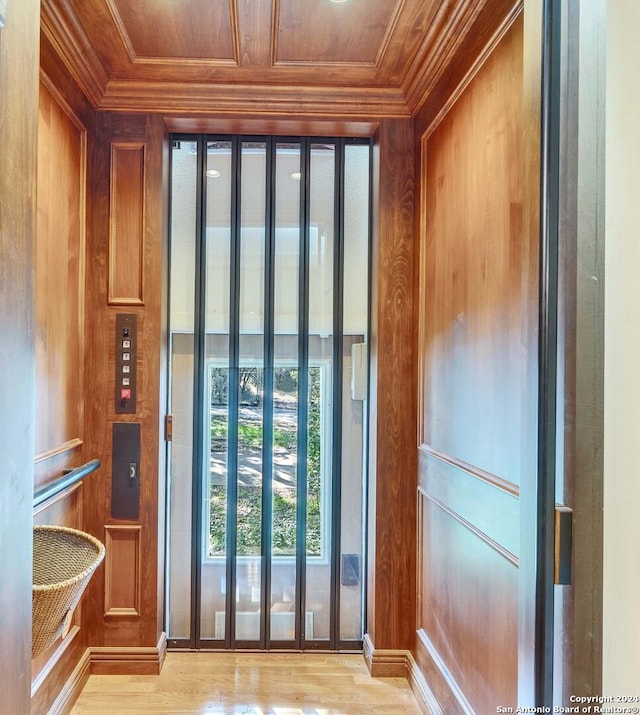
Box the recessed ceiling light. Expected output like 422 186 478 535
329 0 349 3
206 169 221 178
290 172 301 181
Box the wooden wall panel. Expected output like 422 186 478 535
414 14 529 713
31 43 99 715
35 79 87 486
108 142 145 306
83 112 166 652
416 494 518 712
366 118 417 656
104 526 142 616
33 482 84 527
0 1 40 711
421 16 524 486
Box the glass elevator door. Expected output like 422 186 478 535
166 136 370 650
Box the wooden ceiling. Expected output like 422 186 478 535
40 0 515 120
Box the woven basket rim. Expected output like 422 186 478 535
33 525 105 593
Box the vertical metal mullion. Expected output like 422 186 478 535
261 138 276 648
164 138 176 639
536 0 562 704
363 139 374 642
295 138 311 649
225 136 242 649
330 139 345 649
191 135 207 648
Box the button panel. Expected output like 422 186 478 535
115 314 137 414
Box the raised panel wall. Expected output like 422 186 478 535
82 112 166 665
104 525 142 617
35 79 87 486
108 141 145 305
415 14 530 712
31 73 96 715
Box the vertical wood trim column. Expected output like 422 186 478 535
83 113 166 656
0 0 40 711
366 119 417 658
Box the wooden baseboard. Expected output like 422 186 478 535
47 648 91 715
363 633 409 677
90 632 167 675
364 633 446 715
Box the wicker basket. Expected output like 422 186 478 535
32 525 105 658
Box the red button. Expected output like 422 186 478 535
120 388 131 400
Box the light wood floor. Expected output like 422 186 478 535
70 652 423 714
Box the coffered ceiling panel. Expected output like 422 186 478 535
275 0 399 65
41 0 520 117
108 0 237 62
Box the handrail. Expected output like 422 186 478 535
33 459 101 508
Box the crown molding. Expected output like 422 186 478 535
403 0 485 115
403 0 522 116
40 0 108 108
99 80 412 119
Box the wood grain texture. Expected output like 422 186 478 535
415 0 522 131
89 633 166 676
0 0 40 712
30 52 97 715
104 526 142 617
363 634 410 678
165 116 378 138
418 448 519 563
71 652 422 714
99 81 411 119
275 0 397 65
33 481 83 526
108 142 145 305
108 0 237 62
421 15 525 486
40 32 96 134
31 632 87 715
367 118 417 652
45 648 91 715
415 15 528 712
40 0 109 107
82 112 165 652
35 79 87 478
417 496 518 712
41 0 507 119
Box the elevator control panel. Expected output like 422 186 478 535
115 314 137 414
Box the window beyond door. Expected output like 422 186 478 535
166 136 371 650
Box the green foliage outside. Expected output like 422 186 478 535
208 367 322 557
